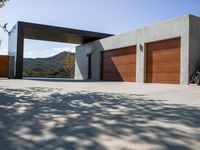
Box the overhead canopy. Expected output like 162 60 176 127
17 21 113 44
8 21 113 79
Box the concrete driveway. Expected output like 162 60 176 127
0 79 200 150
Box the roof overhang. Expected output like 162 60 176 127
8 21 113 79
12 21 113 44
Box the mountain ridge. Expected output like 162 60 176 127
23 51 75 77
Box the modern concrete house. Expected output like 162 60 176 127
6 14 200 85
75 14 200 84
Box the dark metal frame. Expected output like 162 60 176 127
8 21 113 79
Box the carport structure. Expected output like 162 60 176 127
8 21 112 79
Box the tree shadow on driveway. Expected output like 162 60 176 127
0 87 200 150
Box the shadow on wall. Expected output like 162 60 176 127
0 87 200 150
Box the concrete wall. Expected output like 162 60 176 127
189 15 200 78
75 41 103 80
75 15 191 84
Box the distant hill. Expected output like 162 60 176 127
23 51 75 77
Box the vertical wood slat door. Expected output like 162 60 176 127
101 46 136 82
146 38 181 84
0 55 9 78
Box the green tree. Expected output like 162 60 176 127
0 0 9 8
62 53 75 77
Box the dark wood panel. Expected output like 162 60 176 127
0 55 9 78
103 64 136 70
0 56 9 62
101 46 136 82
102 73 136 81
103 55 136 64
0 65 9 70
103 47 136 58
0 72 8 77
146 38 180 84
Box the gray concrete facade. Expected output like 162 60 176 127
75 14 200 84
189 15 200 77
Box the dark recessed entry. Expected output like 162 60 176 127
87 53 92 79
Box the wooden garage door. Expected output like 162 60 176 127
146 38 180 84
0 55 9 78
101 46 136 82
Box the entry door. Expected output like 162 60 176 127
87 53 92 79
101 46 136 82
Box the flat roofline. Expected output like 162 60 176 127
18 21 113 38
110 14 192 38
10 21 113 44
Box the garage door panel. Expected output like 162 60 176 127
102 73 122 79
147 61 180 66
146 38 180 84
103 70 136 76
103 72 136 77
101 46 136 82
147 38 180 51
103 48 136 58
0 71 8 78
147 57 180 63
103 65 136 78
148 48 180 54
0 65 8 70
112 55 136 63
148 50 180 57
103 64 136 71
147 73 180 84
103 58 136 66
102 73 135 81
103 51 134 58
0 56 9 62
147 63 180 73
121 76 136 81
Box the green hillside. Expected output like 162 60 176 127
23 51 75 78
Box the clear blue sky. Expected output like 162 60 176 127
0 0 200 58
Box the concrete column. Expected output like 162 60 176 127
75 45 91 80
180 35 190 84
136 29 145 83
136 43 145 83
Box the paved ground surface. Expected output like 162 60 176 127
0 79 200 150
